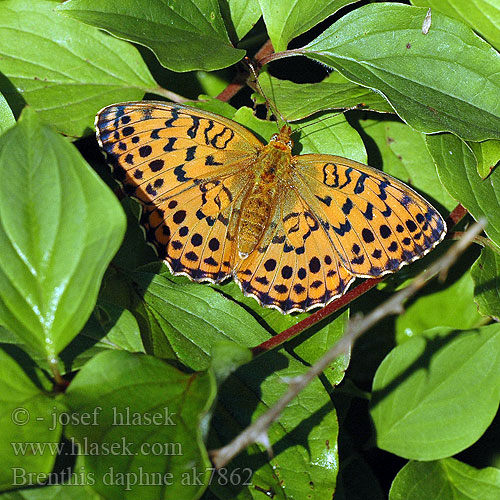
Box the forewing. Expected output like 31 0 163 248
293 155 446 278
96 101 261 281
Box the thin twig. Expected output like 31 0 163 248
448 232 496 252
252 277 382 355
149 87 189 103
217 40 275 102
210 219 485 468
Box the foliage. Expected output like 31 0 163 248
0 0 499 499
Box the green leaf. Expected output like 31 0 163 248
395 271 483 343
411 0 500 51
258 0 357 52
0 349 66 490
427 133 500 247
287 310 350 388
209 341 252 386
234 106 367 162
231 106 279 142
134 273 269 371
0 304 143 376
220 0 262 41
0 108 126 360
0 479 103 499
471 246 500 320
300 3 500 141
195 72 230 98
209 349 340 499
64 350 214 500
0 93 15 135
57 0 245 72
258 72 394 121
211 281 349 385
371 324 500 460
390 458 500 500
0 0 156 138
468 139 500 178
359 118 456 211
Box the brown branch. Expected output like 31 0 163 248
216 80 247 103
446 203 467 229
252 278 382 356
448 231 495 251
253 40 275 70
217 40 276 102
257 49 302 67
210 219 485 469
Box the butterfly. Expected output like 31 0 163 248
95 102 446 313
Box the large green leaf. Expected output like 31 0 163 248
258 72 393 121
0 93 14 135
411 0 500 51
58 0 245 72
0 108 126 360
390 458 500 500
395 271 483 343
220 0 262 41
371 325 500 460
0 349 66 490
0 0 156 138
471 246 500 320
258 0 358 52
299 3 500 141
233 106 367 161
468 139 500 178
0 304 144 376
427 133 500 247
0 480 101 499
134 273 269 371
209 349 341 499
64 350 215 500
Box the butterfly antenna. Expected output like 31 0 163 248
244 57 287 131
292 105 361 134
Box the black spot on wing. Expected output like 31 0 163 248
187 116 200 139
332 219 352 236
206 155 223 166
185 146 197 162
164 108 180 128
342 198 353 215
354 173 367 194
163 137 177 152
174 164 191 182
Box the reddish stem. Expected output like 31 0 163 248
446 203 467 229
252 278 382 356
216 40 275 102
253 40 275 69
216 80 246 103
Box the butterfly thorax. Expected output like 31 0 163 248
237 127 294 258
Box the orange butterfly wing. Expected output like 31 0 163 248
292 155 446 278
96 101 262 281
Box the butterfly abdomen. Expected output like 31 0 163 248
236 139 292 258
238 186 276 257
